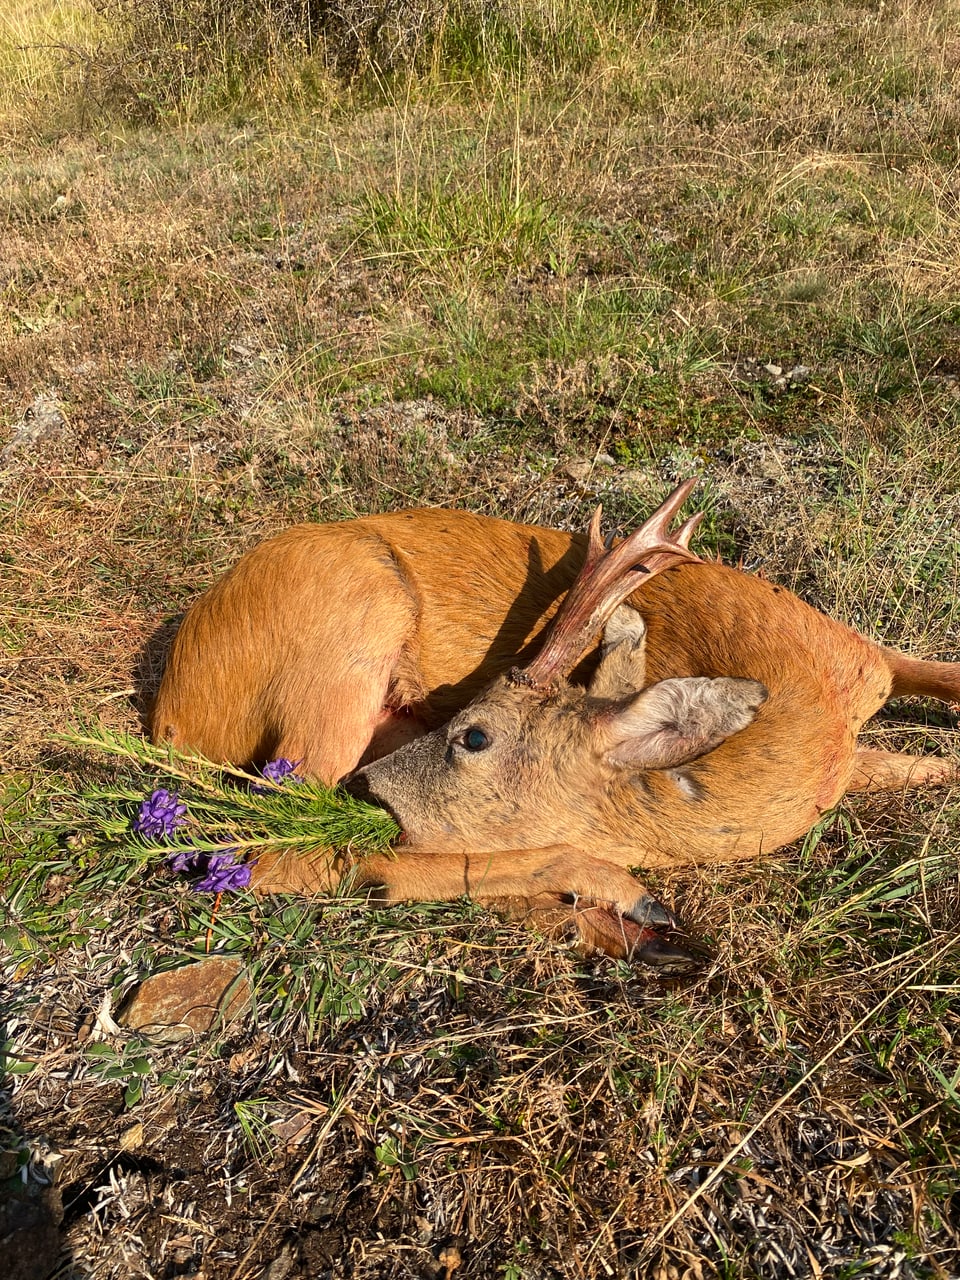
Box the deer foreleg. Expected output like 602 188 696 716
248 846 344 895
479 893 700 966
352 842 681 944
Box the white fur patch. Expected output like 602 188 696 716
668 769 700 799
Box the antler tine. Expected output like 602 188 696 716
513 479 704 690
585 505 606 564
674 510 705 548
623 476 699 548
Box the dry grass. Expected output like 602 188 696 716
2 1 960 1277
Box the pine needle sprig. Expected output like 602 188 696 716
58 724 401 880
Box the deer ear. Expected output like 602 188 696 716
600 677 767 769
588 605 647 701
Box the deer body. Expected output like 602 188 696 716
150 491 959 958
152 510 586 776
348 564 891 865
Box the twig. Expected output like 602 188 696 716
205 891 223 953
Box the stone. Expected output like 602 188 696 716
117 958 250 1042
263 1249 295 1280
559 459 594 484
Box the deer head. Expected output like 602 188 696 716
346 482 767 851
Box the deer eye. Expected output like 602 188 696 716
460 727 490 753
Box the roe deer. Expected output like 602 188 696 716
150 480 960 964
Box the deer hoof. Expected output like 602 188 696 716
570 900 703 968
626 892 682 932
632 928 709 972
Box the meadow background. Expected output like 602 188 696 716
1 1 959 1276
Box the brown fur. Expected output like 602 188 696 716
150 503 960 956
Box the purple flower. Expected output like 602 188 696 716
134 788 251 893
166 844 250 892
251 758 304 792
206 849 239 871
133 789 187 840
195 860 252 893
166 848 198 874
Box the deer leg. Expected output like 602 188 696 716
485 894 703 967
273 630 427 783
250 843 698 966
268 536 425 782
355 844 667 921
353 845 702 966
886 651 960 704
846 748 957 793
273 667 402 784
248 845 345 895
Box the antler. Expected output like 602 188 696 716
512 478 704 689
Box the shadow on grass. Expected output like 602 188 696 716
131 615 183 735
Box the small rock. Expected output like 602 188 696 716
559 459 594 484
264 1248 295 1280
271 1109 314 1149
303 1191 339 1224
731 358 812 393
117 958 250 1042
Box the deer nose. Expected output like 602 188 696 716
341 768 373 802
341 768 404 831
